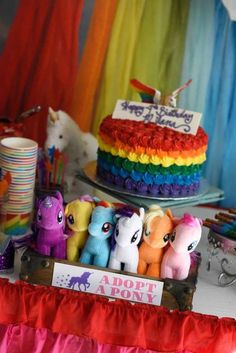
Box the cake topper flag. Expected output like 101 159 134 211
130 79 161 104
130 79 192 108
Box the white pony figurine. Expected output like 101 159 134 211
109 207 145 273
45 107 98 194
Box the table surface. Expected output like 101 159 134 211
1 205 235 319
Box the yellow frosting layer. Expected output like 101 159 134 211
98 137 206 167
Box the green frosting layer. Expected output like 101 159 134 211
97 149 202 176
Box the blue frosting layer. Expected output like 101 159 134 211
98 156 201 186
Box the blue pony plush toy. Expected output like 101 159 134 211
80 201 115 267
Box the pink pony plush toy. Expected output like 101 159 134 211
161 213 202 280
35 191 66 259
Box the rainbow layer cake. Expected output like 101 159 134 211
97 116 208 197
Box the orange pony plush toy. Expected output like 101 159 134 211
137 205 174 278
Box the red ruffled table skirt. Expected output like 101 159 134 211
0 279 235 353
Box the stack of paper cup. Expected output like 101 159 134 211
0 137 38 236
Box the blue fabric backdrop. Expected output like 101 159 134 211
204 0 236 207
179 0 215 120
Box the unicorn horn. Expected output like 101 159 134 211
48 107 59 123
130 79 161 104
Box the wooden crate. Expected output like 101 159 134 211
19 248 201 311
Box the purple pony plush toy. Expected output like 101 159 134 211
35 191 66 259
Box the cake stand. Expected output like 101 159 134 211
77 161 224 210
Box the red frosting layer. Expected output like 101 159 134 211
99 116 208 153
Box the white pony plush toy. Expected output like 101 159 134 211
109 207 145 273
45 107 98 195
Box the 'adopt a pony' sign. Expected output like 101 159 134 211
52 262 164 306
112 99 202 135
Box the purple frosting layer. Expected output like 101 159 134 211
97 166 201 197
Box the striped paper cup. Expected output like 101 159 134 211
0 137 38 236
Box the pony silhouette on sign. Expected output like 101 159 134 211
67 271 92 291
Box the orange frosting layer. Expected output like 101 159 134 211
99 116 208 160
99 131 207 159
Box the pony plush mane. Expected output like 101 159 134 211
96 200 113 208
145 204 164 223
110 206 135 250
79 194 94 203
115 206 134 218
178 213 202 227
